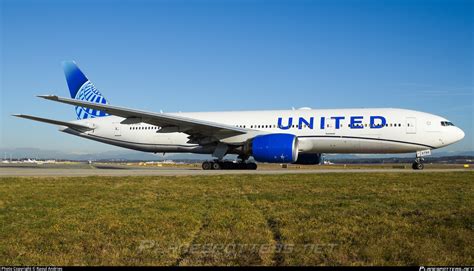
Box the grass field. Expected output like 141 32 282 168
0 172 473 266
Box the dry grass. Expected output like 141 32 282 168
0 172 472 265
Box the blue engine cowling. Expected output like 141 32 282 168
251 134 299 163
294 153 321 165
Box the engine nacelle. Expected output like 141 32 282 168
294 153 322 165
250 134 299 163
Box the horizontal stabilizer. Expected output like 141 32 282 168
12 114 93 131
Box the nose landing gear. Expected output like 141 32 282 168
412 157 424 170
412 149 431 170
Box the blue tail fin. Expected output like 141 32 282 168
62 61 109 120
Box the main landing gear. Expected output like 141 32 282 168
412 157 424 170
202 160 257 170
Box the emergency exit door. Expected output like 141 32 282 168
113 123 121 136
325 118 336 135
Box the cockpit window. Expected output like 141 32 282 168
441 121 455 126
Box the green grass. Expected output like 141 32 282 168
0 172 473 266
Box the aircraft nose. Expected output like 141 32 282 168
456 127 465 141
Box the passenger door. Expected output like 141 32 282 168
406 117 416 134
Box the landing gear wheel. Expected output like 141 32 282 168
203 160 256 170
246 163 257 170
412 162 424 170
202 161 212 170
212 162 221 170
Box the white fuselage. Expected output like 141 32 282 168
63 108 464 155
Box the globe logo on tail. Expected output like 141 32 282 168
74 81 109 120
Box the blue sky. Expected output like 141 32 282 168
1 0 473 154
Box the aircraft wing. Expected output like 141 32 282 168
13 114 94 131
38 95 256 143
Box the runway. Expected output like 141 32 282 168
0 165 471 177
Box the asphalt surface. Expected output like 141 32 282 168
0 166 471 177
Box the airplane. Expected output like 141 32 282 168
14 61 465 170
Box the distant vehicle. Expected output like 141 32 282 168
15 61 464 170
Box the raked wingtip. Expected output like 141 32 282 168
37 95 58 100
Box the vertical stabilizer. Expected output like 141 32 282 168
62 61 109 120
